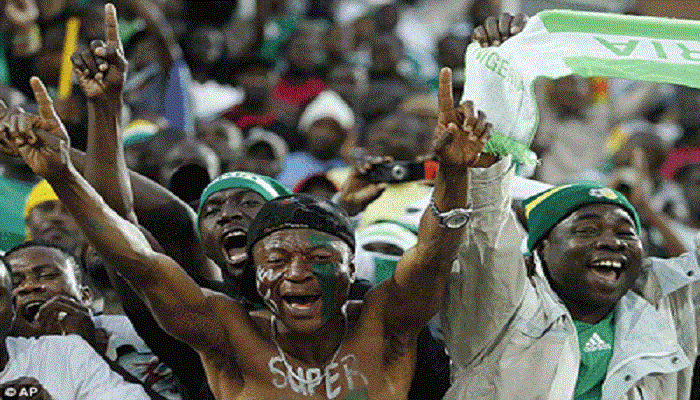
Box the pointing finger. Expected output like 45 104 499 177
29 77 59 123
438 67 456 123
104 3 122 50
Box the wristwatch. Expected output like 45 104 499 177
428 199 472 229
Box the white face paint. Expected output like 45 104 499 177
256 267 284 313
253 229 355 318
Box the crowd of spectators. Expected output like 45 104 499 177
3 0 700 398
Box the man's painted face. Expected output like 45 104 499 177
539 203 643 322
6 246 82 327
252 229 354 333
26 200 86 253
199 188 266 277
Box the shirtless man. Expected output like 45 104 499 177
1 38 491 400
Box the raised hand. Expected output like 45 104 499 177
71 3 127 100
433 68 492 169
1 77 71 179
472 12 528 47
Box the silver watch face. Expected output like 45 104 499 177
444 213 469 229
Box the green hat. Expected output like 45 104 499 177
196 172 291 233
522 182 641 252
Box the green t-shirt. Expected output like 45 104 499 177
572 311 616 400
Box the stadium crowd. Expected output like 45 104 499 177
2 0 700 399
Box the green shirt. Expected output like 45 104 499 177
573 311 616 400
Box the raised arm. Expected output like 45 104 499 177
2 77 234 356
380 67 494 333
71 6 214 395
68 3 215 281
73 3 133 222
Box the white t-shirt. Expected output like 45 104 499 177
94 314 181 400
0 335 148 400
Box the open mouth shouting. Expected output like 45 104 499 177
221 229 248 265
281 293 322 317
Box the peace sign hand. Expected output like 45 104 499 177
1 77 72 180
71 3 128 101
433 67 492 171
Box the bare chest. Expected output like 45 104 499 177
210 340 392 400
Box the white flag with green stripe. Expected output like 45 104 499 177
462 10 700 164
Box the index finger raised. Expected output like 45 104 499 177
29 77 59 121
438 67 456 120
104 3 122 49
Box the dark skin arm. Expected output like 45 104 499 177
71 5 212 396
119 0 180 71
69 3 216 281
2 76 231 348
377 67 495 364
336 156 390 217
0 120 214 282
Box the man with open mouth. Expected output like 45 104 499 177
441 12 700 400
4 241 181 398
0 249 149 398
442 172 700 399
2 60 484 398
196 171 291 303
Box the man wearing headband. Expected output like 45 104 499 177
196 171 290 284
3 64 487 398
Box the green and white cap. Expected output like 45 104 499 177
196 171 290 233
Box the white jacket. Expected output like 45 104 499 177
441 156 700 400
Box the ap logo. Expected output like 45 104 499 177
589 188 618 200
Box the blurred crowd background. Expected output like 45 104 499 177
3 0 700 264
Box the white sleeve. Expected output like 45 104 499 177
66 336 149 400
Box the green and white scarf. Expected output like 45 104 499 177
462 10 700 164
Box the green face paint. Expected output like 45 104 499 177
312 262 336 322
309 232 343 322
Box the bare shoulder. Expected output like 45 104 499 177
249 308 274 340
199 289 268 347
